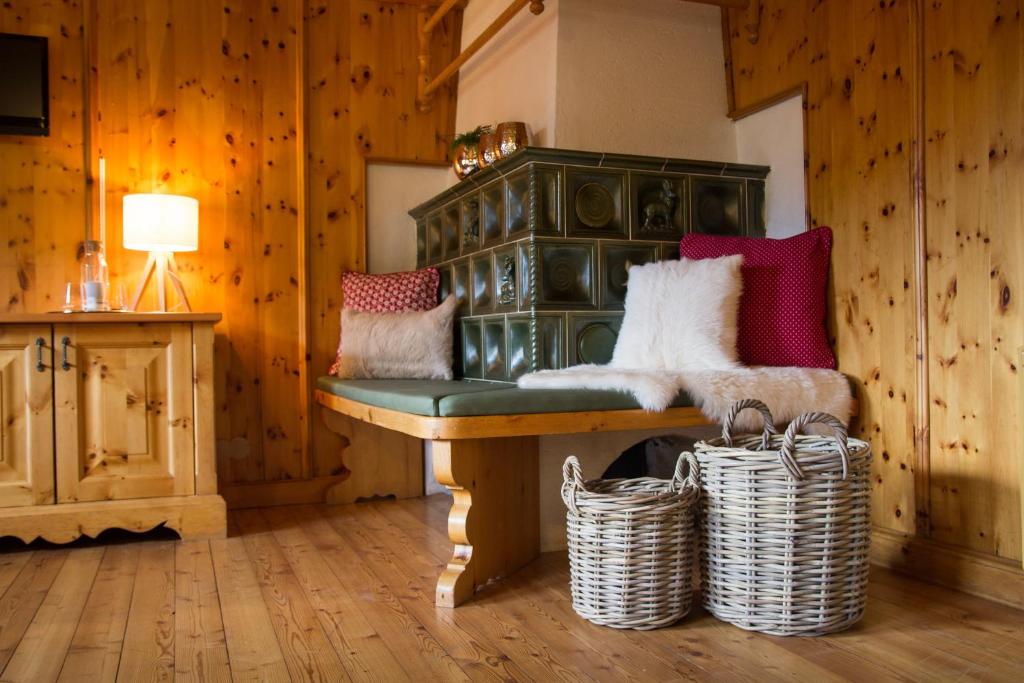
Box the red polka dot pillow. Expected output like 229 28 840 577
328 267 440 375
679 228 836 369
341 267 440 312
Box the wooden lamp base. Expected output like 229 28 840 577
129 251 192 312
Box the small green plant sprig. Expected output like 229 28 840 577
450 124 492 151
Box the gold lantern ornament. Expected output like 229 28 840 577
450 125 491 179
494 121 528 159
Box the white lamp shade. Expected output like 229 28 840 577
122 193 199 252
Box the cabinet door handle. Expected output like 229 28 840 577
35 337 46 372
60 336 71 371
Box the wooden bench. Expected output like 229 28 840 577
317 377 856 608
315 378 717 608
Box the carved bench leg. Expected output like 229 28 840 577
320 408 424 504
431 436 540 607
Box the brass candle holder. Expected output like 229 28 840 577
494 121 528 159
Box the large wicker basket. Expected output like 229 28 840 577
561 454 701 630
695 399 872 636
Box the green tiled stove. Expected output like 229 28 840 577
409 147 769 382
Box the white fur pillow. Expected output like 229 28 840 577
610 256 743 371
333 295 457 380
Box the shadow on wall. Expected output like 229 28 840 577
602 434 698 480
367 162 452 274
733 92 808 237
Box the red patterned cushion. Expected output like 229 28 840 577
679 228 835 369
341 268 440 312
329 268 440 374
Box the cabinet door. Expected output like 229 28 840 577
0 326 55 507
54 323 195 503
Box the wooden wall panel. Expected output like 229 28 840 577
0 0 87 312
306 0 459 479
219 0 267 484
0 0 459 501
725 0 1023 564
305 0 353 480
726 0 920 536
89 0 307 486
923 0 1023 559
241 0 305 484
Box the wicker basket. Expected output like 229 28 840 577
695 398 872 636
561 453 701 630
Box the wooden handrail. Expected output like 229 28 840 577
417 0 545 112
423 0 463 34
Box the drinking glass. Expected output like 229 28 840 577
62 281 76 313
112 282 129 311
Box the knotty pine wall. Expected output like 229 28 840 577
0 0 460 502
724 0 1023 570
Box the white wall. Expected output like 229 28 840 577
554 0 737 160
455 0 559 148
456 0 735 160
734 93 807 237
366 162 450 274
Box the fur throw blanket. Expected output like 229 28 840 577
516 258 853 430
518 365 852 431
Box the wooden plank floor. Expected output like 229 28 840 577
1 495 1023 682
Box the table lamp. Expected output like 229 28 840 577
123 193 199 312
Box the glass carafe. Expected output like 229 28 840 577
80 240 110 312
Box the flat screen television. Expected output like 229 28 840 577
0 33 49 136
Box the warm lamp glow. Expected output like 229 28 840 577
123 193 199 311
123 193 199 252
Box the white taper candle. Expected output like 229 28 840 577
98 156 106 245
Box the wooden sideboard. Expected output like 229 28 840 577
0 312 225 542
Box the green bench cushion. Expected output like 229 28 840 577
437 387 693 417
316 377 498 416
316 376 694 417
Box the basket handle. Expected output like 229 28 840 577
670 452 700 492
779 412 851 481
561 455 585 514
722 398 778 450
